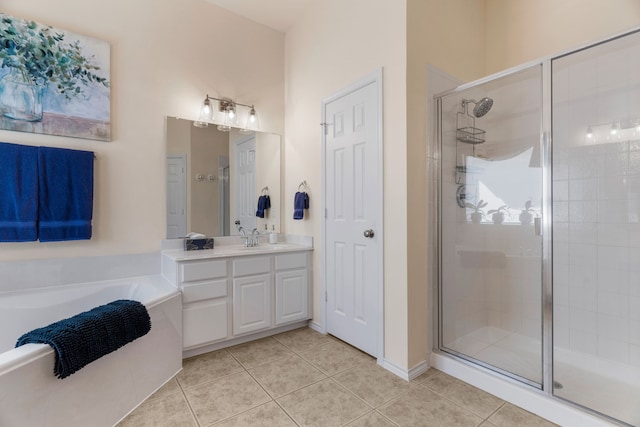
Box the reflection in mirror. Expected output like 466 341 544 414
166 117 280 238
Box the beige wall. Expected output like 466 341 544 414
407 0 487 369
285 0 408 365
486 0 640 74
0 0 284 261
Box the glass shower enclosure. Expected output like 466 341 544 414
436 29 640 426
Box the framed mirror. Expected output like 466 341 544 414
166 117 281 238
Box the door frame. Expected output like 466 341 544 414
167 154 187 238
321 68 384 361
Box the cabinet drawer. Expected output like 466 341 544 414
183 300 227 349
182 279 227 303
233 256 270 277
180 259 227 282
275 252 307 271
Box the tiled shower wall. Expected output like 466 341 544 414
552 33 640 367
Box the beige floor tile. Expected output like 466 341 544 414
277 378 370 426
488 403 558 427
147 377 182 401
272 327 335 353
249 353 327 398
378 386 483 427
411 367 440 384
227 336 293 369
117 391 197 427
177 349 244 389
421 372 504 418
345 411 397 426
333 363 416 407
212 401 297 426
184 371 271 426
298 340 375 376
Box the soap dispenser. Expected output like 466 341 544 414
269 224 278 244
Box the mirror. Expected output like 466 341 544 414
166 117 281 238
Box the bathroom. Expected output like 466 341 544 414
1 0 640 426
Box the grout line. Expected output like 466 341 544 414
485 401 507 423
175 374 203 427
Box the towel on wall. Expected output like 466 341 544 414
16 299 151 379
38 146 94 242
0 143 38 242
256 195 271 218
293 191 309 220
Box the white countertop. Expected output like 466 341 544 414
161 234 313 261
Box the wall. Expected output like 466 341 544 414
486 0 640 75
0 0 284 262
284 0 408 366
407 0 487 369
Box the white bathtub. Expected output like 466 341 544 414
0 275 182 427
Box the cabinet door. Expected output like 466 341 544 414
233 274 271 336
183 299 227 349
275 269 308 325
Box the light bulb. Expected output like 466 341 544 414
586 126 593 139
227 108 235 120
249 109 256 124
199 98 213 121
610 121 619 135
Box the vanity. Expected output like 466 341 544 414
161 236 312 357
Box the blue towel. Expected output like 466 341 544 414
256 195 271 218
293 191 309 220
38 146 94 242
0 143 39 242
16 299 151 379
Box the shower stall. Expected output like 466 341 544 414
435 29 640 426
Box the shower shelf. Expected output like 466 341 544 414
456 127 486 144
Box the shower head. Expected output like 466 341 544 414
462 97 494 118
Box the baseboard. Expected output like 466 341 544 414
307 320 324 334
380 358 430 381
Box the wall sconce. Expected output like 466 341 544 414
194 94 258 133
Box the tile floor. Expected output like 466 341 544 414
117 327 557 427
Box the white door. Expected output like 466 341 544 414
233 137 256 234
233 274 271 335
324 72 382 357
167 155 187 238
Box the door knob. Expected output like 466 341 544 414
364 229 375 238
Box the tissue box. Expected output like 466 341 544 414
185 238 214 251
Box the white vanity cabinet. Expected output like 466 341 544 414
275 252 309 325
161 244 312 355
176 259 229 350
232 256 272 336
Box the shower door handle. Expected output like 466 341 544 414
534 217 542 236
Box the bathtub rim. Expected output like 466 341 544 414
0 275 180 377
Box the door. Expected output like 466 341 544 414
324 72 382 357
437 64 544 386
167 155 186 238
233 137 256 234
275 269 309 325
233 274 271 335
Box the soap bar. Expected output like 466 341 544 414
185 238 214 251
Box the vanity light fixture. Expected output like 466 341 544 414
194 94 258 133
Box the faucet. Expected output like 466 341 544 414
238 226 250 247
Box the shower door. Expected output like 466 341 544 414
438 64 544 386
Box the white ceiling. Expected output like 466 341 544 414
205 0 312 33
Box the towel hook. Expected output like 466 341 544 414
261 186 269 195
298 180 309 192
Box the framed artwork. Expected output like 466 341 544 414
0 14 110 141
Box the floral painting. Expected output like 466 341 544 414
0 14 110 141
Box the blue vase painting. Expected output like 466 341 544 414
0 14 110 141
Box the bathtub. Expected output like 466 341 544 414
0 275 182 427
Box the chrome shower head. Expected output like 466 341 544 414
462 97 494 118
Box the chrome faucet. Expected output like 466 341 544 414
238 226 250 247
